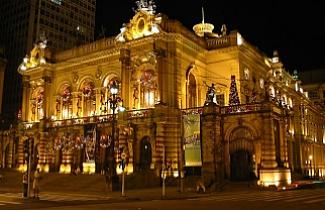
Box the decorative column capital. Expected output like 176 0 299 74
119 48 131 64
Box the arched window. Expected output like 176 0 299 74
56 84 72 119
30 87 44 121
101 76 121 114
139 137 152 171
188 73 197 107
80 80 96 117
140 70 157 108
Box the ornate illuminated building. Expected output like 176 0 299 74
299 69 325 113
1 1 325 188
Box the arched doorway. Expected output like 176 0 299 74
139 137 152 171
228 126 255 181
230 150 253 181
72 148 84 173
54 150 62 172
4 144 10 168
188 73 197 107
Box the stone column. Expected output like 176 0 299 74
43 74 52 119
38 131 47 170
95 88 102 115
56 97 63 120
280 117 289 168
260 116 277 168
120 48 131 109
154 41 167 105
155 121 165 175
21 76 31 121
71 92 79 118
18 136 26 167
153 105 182 177
201 103 223 186
259 103 291 186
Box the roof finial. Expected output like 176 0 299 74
272 50 279 63
135 0 156 14
202 7 205 24
193 3 215 37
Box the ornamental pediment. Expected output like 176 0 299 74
18 37 50 74
116 1 161 42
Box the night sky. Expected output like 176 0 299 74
95 0 325 72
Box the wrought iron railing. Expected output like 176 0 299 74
126 108 153 119
20 102 289 130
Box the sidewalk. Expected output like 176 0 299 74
0 186 213 202
45 187 210 201
0 169 212 201
3 169 324 202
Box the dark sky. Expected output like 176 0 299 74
95 0 325 72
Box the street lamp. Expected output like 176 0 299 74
308 155 313 178
106 80 124 190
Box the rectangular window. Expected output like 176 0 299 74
308 91 319 99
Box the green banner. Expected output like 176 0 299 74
183 114 202 166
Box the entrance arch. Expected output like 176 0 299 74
54 149 62 172
230 149 253 181
4 144 10 168
139 137 152 171
228 126 255 181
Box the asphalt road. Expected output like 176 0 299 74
1 188 325 210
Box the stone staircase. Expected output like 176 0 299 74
0 168 178 193
0 168 22 192
40 173 107 193
0 168 107 194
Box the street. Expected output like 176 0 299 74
1 188 325 210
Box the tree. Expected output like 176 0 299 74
228 75 240 106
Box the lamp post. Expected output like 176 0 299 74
308 155 313 178
23 137 34 198
106 81 124 190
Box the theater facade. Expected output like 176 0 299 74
1 1 325 187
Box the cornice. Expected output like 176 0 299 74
53 48 120 72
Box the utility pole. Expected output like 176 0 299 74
121 151 126 197
27 138 33 198
162 146 166 197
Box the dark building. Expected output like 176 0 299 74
298 69 325 111
0 0 96 125
0 47 6 117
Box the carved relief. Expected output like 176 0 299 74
30 86 45 121
56 84 72 119
18 38 48 73
79 79 96 117
72 72 79 83
130 52 159 109
95 66 102 79
115 4 161 42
